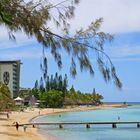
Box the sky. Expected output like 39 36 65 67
0 0 140 102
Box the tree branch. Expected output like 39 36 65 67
40 27 114 66
47 0 70 9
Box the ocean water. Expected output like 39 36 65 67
34 103 140 140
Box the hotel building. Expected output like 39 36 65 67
0 60 21 98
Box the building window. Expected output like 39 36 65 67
3 72 10 85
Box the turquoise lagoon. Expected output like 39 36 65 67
34 104 140 140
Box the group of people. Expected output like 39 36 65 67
12 110 41 132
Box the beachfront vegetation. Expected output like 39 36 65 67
29 73 103 108
0 82 15 111
65 87 103 105
0 0 122 88
40 90 64 108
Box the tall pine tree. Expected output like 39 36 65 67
39 77 45 93
46 76 50 91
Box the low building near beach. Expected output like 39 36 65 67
14 96 24 106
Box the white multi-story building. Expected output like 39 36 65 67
0 60 21 98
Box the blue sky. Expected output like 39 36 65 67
0 0 140 102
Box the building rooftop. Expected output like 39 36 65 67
0 60 22 64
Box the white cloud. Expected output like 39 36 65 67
24 0 140 34
0 39 33 50
0 43 53 60
69 0 140 33
1 0 140 36
0 28 9 38
0 26 36 50
0 49 42 59
105 45 140 58
1 0 140 59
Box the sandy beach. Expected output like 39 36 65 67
0 104 127 140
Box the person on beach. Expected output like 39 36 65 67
7 113 9 119
15 122 19 131
23 125 27 132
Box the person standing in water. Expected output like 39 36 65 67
118 116 120 120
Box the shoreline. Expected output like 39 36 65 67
34 104 127 121
0 103 127 140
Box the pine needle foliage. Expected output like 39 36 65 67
0 0 122 88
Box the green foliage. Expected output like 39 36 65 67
69 85 75 93
65 85 103 105
31 88 39 99
28 80 40 99
39 91 47 107
0 82 14 111
63 74 68 92
39 77 45 93
45 73 68 93
34 80 39 89
0 0 122 88
91 93 103 104
58 75 63 91
43 90 63 108
30 74 103 107
19 88 30 98
41 73 68 106
46 76 50 91
31 80 40 99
